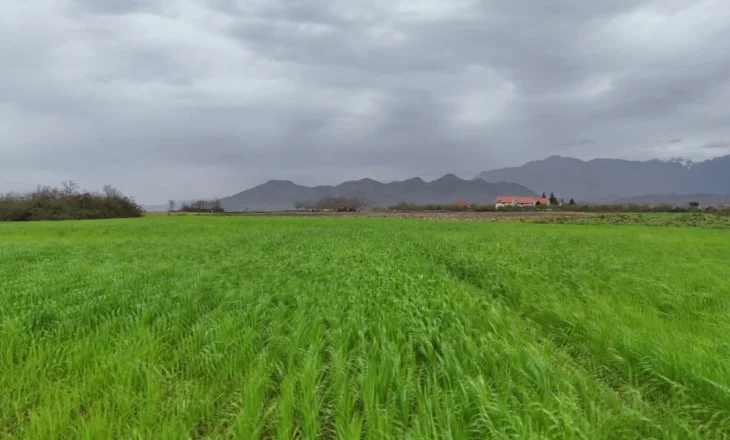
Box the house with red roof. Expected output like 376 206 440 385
451 200 471 208
495 196 551 208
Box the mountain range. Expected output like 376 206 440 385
160 154 729 211
475 155 730 201
219 175 535 212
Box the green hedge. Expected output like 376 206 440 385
0 186 144 221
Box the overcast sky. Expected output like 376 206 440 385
2 0 730 203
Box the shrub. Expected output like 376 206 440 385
298 196 368 212
0 183 144 222
178 199 225 213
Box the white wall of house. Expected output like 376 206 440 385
496 200 545 208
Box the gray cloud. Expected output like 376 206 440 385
702 140 730 150
2 0 730 203
70 0 155 15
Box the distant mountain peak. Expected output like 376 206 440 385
662 157 694 168
263 179 297 186
433 173 460 182
547 155 585 163
475 154 729 201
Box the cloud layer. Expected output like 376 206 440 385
2 0 729 202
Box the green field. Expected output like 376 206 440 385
2 217 730 439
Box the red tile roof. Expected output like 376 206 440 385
535 197 550 205
495 196 515 204
452 200 470 206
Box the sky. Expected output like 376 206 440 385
2 0 730 204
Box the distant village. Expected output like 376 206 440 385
486 194 563 209
299 193 569 212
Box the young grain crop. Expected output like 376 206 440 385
1 217 729 439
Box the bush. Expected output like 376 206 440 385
0 183 144 222
178 199 224 213
387 202 474 212
299 196 369 211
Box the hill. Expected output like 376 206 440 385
220 175 535 211
475 155 730 201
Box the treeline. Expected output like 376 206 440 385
173 199 224 213
388 202 478 211
294 196 369 211
0 182 144 221
387 201 730 214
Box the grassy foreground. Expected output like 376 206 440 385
1 217 729 439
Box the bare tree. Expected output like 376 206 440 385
168 199 176 215
103 184 123 198
33 185 57 199
348 197 368 211
61 180 79 197
179 198 224 213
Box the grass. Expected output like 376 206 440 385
1 216 729 439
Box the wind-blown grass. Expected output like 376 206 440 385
1 217 729 439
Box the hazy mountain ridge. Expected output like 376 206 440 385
220 175 535 211
476 155 730 201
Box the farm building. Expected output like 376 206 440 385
495 196 551 208
451 200 471 208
